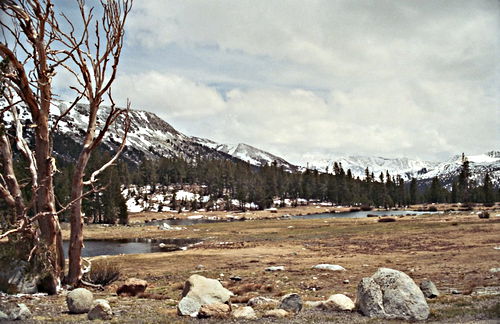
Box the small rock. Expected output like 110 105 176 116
198 302 231 318
451 289 461 295
478 211 490 219
233 306 257 320
88 299 113 321
247 296 278 307
116 278 148 296
230 276 242 281
279 293 302 313
489 268 500 273
343 279 350 284
313 264 346 271
420 280 440 298
264 309 289 318
321 294 355 311
305 301 324 308
266 266 285 271
177 297 201 317
67 288 94 314
493 246 500 250
195 264 205 270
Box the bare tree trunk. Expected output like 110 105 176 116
34 115 64 293
67 152 91 285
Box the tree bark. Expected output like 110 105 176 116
34 112 64 293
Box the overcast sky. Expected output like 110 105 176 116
55 0 499 164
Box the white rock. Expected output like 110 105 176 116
233 306 257 320
489 268 500 273
266 266 285 271
313 264 346 271
263 309 288 318
322 294 355 311
177 275 233 317
87 299 113 320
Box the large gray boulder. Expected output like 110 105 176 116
177 275 233 317
67 288 94 314
356 268 429 321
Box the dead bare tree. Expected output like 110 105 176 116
0 0 132 293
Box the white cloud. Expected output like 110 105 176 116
105 0 500 162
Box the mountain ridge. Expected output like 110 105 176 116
2 99 498 187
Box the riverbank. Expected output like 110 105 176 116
126 202 499 224
12 209 488 322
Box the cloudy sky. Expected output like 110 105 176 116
56 0 498 164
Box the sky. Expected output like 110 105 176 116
54 0 499 164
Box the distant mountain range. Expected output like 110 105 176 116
4 100 499 187
304 152 500 188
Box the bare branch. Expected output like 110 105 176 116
51 94 83 132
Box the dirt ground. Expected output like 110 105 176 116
3 206 500 323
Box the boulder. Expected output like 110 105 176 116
116 278 148 296
1 303 32 321
356 268 429 321
177 275 233 317
263 309 289 318
67 288 94 314
198 302 231 318
279 293 302 313
312 264 346 271
247 296 279 307
321 294 355 311
420 280 440 298
177 297 201 317
88 299 113 321
233 306 258 320
0 261 38 294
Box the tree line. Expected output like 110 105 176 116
43 154 498 220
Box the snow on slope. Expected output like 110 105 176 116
416 151 500 187
192 138 297 171
306 155 439 181
304 151 499 187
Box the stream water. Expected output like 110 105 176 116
62 238 200 257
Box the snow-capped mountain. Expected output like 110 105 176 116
192 138 296 171
305 155 439 181
3 100 293 169
416 151 500 187
3 99 497 187
305 152 500 187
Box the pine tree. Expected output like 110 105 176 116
482 172 494 205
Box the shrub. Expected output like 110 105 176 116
360 205 373 211
427 206 438 212
83 259 120 286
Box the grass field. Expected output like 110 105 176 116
5 207 500 323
